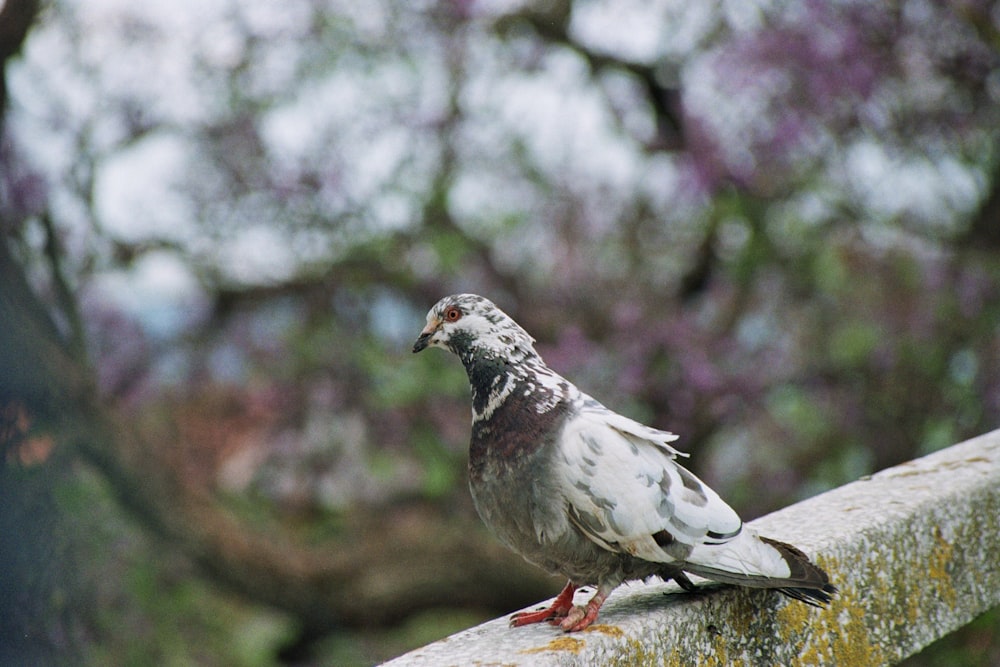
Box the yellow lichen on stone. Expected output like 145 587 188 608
583 624 625 638
693 636 734 667
829 583 885 666
926 527 957 609
775 593 813 630
775 592 826 666
609 635 671 667
906 582 922 626
725 590 764 637
771 551 893 667
519 636 585 655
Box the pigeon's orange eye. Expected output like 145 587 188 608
444 306 462 322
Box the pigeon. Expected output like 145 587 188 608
413 293 835 632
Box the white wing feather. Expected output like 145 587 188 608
556 404 748 566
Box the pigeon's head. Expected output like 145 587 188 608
412 293 537 362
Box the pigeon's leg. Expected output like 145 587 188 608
510 581 577 627
559 582 613 632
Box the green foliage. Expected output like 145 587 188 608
766 385 834 445
3 463 298 667
311 609 492 666
365 341 468 409
804 441 875 497
828 320 883 368
411 427 460 497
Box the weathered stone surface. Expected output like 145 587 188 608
382 429 1000 666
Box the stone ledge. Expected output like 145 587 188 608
382 429 1000 666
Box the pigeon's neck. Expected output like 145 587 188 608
461 348 570 425
464 351 572 478
461 349 526 422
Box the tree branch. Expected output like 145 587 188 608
958 152 1000 249
0 0 41 115
494 4 685 151
39 212 89 365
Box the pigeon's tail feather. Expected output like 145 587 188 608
681 533 836 605
776 583 838 607
762 536 837 605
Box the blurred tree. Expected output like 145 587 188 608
1 0 998 664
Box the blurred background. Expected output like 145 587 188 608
1 0 998 664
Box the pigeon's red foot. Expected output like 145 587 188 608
510 581 577 627
559 586 610 632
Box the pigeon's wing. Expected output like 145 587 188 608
556 406 743 564
578 398 688 459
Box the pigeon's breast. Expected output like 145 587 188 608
466 378 581 570
465 377 655 583
468 373 571 480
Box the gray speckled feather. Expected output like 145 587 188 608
413 294 835 630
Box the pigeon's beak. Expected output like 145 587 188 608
412 320 439 353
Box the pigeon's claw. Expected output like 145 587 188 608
509 607 567 627
509 581 577 627
558 584 610 632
